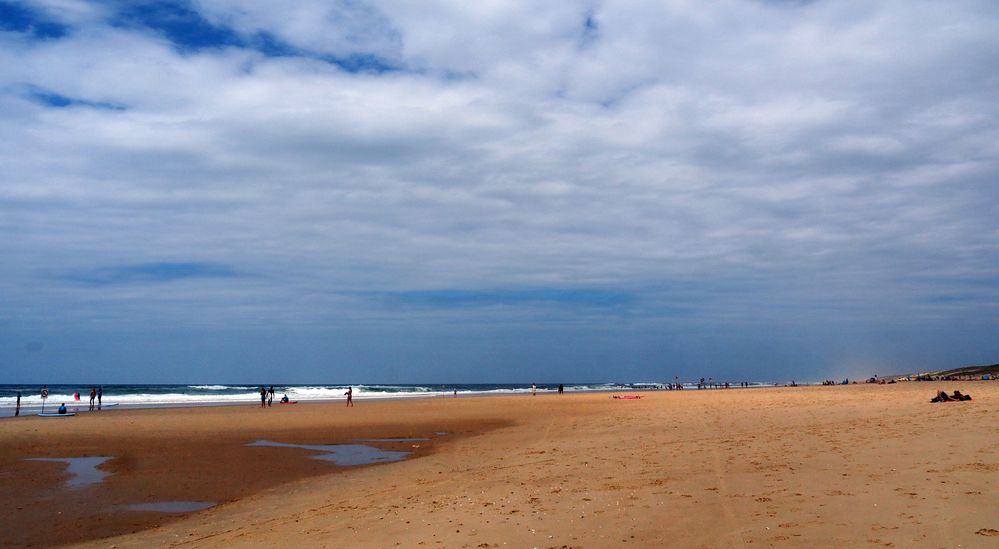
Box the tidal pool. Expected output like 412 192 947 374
25 457 113 488
353 437 429 443
126 501 216 513
247 440 411 466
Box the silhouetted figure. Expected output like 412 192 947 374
89 387 96 411
345 386 353 407
931 391 953 402
15 391 21 416
268 386 275 406
259 386 267 408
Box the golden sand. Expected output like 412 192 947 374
2 382 998 548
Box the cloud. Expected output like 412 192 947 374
1 0 998 380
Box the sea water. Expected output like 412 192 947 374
0 381 781 415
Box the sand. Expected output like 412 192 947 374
2 382 998 548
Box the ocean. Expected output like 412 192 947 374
0 381 777 415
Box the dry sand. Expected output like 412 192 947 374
2 382 998 548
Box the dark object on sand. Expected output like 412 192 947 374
930 390 972 402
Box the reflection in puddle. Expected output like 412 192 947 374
247 440 411 466
25 457 113 488
126 501 215 513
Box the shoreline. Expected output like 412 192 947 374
5 378 992 417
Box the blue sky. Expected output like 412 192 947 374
2 0 998 383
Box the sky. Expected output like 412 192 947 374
1 0 998 384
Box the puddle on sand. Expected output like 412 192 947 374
247 440 411 466
354 437 429 443
126 501 216 513
25 457 113 488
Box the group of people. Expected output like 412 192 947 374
33 385 104 415
930 390 972 402
259 386 276 407
259 386 294 407
72 387 103 411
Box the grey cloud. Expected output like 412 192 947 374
1 0 998 382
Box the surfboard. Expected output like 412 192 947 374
38 412 76 417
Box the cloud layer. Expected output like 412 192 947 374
2 0 998 382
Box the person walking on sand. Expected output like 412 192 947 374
89 387 97 411
15 391 21 416
267 386 275 407
259 386 267 408
345 386 353 407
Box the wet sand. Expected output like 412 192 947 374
2 383 998 547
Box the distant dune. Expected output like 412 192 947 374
901 362 999 379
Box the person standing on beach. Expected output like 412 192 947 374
15 391 21 416
97 386 102 409
558 384 564 394
267 386 274 407
89 387 97 411
259 386 267 408
345 386 353 407
532 384 537 396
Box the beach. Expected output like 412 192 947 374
2 382 997 548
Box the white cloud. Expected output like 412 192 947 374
2 0 999 379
